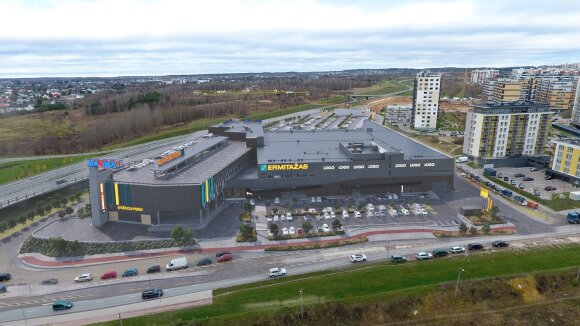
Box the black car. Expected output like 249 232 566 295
485 181 493 187
468 243 484 251
41 278 58 285
55 179 68 185
544 186 556 191
514 173 525 178
390 255 407 263
215 252 231 258
523 177 534 181
432 249 449 257
142 288 163 300
492 240 509 248
197 258 212 266
146 265 161 274
0 273 11 282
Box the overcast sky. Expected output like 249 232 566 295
1 0 580 77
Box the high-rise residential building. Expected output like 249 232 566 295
411 71 441 130
491 79 522 102
470 69 499 85
463 102 553 162
571 82 580 129
536 76 578 111
550 138 580 186
481 80 496 102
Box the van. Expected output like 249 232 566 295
166 257 188 271
455 156 468 163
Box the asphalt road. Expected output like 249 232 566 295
1 228 579 324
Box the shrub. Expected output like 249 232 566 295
8 220 17 228
458 222 468 235
18 216 27 224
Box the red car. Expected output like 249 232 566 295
217 254 233 263
100 271 117 280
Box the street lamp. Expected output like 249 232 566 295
299 288 304 319
455 268 465 296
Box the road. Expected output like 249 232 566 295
1 227 578 324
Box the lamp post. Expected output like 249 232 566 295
455 268 465 296
299 288 304 319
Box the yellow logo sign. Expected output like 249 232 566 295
265 163 309 171
480 188 489 199
118 205 144 212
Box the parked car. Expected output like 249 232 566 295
0 273 11 282
41 278 58 285
533 189 541 196
416 252 433 260
316 197 322 203
468 243 484 251
432 248 449 257
122 267 138 277
142 288 163 300
545 175 553 180
450 246 466 253
519 183 525 189
289 226 296 235
322 224 331 232
544 186 556 191
514 173 525 178
147 265 161 273
100 271 117 280
492 240 509 248
216 252 231 258
342 210 349 219
523 177 534 181
286 212 293 222
217 254 233 263
0 285 6 293
510 180 517 185
268 267 287 278
197 258 213 266
52 300 73 311
390 255 407 263
353 211 362 218
349 254 367 263
282 227 289 235
530 167 538 172
513 196 527 205
74 273 93 283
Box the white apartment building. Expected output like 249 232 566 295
470 69 499 85
412 71 441 130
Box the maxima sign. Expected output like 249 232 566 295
87 158 123 170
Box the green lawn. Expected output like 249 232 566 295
0 154 100 185
94 244 580 326
354 79 409 96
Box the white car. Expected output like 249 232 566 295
273 215 279 222
280 215 286 221
286 212 293 222
311 197 316 203
308 208 317 214
450 246 466 253
324 212 331 220
74 273 93 283
349 254 367 263
289 226 296 235
353 211 362 218
316 197 322 203
322 224 331 232
416 252 433 260
250 199 255 206
401 208 410 215
393 194 398 199
282 227 289 235
366 204 375 211
330 211 336 219
267 216 273 222
366 211 374 218
342 210 349 219
378 205 386 211
388 208 398 216
274 197 280 204
268 267 287 278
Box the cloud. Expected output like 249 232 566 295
1 0 580 77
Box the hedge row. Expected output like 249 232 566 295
265 235 368 251
19 236 196 258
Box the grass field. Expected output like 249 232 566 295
0 154 99 185
94 244 580 326
438 111 467 131
354 79 409 96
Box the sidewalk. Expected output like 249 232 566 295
19 225 517 268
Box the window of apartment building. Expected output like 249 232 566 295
568 147 574 153
564 167 570 174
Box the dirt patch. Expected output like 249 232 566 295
367 96 412 111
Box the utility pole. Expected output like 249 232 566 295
455 268 465 296
300 288 304 319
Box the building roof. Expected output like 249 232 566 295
472 101 552 114
113 140 251 185
553 138 580 149
257 120 447 164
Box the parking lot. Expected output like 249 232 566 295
258 193 464 237
265 109 369 132
489 166 578 199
